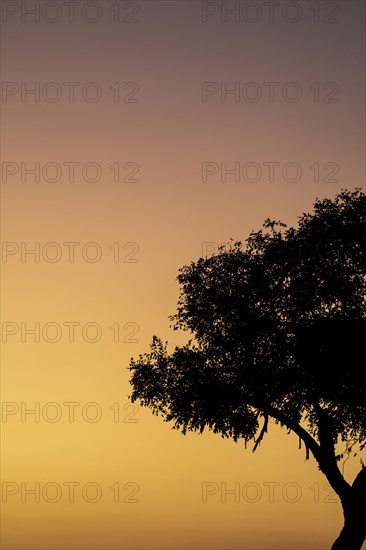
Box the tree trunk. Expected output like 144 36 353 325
331 516 365 550
331 467 366 550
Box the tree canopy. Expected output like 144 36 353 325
130 189 365 457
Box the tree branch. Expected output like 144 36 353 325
255 402 351 501
253 414 268 452
263 404 322 461
352 465 366 495
311 401 352 502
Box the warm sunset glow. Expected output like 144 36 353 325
1 1 365 549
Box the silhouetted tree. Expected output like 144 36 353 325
129 189 366 550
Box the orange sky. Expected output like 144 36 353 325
1 1 365 549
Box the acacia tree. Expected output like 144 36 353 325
129 189 366 550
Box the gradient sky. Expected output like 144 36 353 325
1 1 365 549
